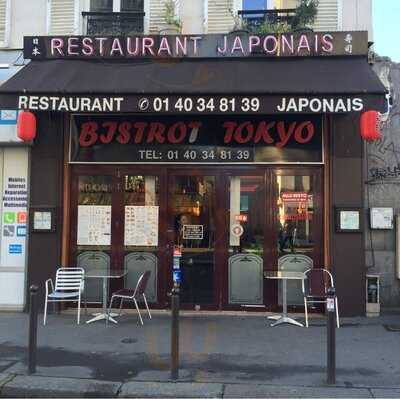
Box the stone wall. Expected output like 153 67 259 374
366 57 400 308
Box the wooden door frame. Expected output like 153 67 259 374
68 163 324 311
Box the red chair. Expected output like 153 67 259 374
108 271 152 325
302 268 340 328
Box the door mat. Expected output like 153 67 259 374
383 324 400 332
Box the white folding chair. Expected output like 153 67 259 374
108 271 152 325
302 268 340 328
44 267 85 325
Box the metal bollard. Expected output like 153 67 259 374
28 285 39 375
171 284 180 380
326 287 336 385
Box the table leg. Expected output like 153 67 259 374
102 277 107 315
86 277 119 324
282 279 288 317
270 278 304 327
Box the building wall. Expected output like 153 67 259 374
341 0 373 41
365 58 400 308
331 114 366 316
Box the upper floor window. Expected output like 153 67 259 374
90 0 113 12
90 0 144 12
85 0 145 35
239 0 296 31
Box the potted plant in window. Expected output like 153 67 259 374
291 0 319 32
159 0 182 35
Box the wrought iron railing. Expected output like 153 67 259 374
82 12 145 35
238 9 296 31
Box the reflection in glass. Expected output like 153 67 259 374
124 176 159 296
78 176 112 206
121 0 144 11
171 176 215 304
90 0 113 11
277 175 313 257
277 175 314 305
77 176 112 302
229 176 264 256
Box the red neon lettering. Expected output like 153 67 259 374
167 122 187 143
100 122 118 144
276 121 296 148
116 121 131 144
79 122 98 147
147 122 165 143
294 121 314 143
223 122 237 143
254 121 275 144
133 122 147 143
233 122 254 144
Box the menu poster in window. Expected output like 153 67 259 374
124 206 159 246
77 205 111 245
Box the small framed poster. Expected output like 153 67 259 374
370 207 394 230
30 207 56 233
335 207 362 233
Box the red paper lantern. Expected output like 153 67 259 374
360 110 381 142
17 111 36 142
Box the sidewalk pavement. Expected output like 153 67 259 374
0 310 399 397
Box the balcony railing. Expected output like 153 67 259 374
82 11 145 35
238 9 296 31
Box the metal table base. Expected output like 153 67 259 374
86 275 121 324
268 278 304 327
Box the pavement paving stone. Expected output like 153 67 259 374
223 384 373 398
119 381 224 398
370 389 400 398
132 369 193 382
0 375 121 398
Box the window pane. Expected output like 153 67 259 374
243 0 269 10
90 0 113 12
276 175 314 305
121 0 144 11
229 176 264 256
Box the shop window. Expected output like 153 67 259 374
228 176 264 305
276 174 314 305
228 176 264 256
123 175 159 302
76 176 113 303
170 175 216 304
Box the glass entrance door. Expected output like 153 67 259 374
168 173 217 307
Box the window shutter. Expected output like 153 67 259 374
0 0 9 47
206 0 235 34
49 0 76 35
149 0 167 33
313 0 338 32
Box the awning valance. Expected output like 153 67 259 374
0 57 386 114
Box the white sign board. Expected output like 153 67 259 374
77 205 111 245
370 207 393 230
1 148 28 268
124 206 158 246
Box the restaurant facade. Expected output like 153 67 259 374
0 31 386 316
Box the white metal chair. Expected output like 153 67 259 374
302 268 340 328
44 267 85 325
108 270 152 325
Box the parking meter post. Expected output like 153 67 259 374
327 287 336 385
28 285 39 375
171 283 180 380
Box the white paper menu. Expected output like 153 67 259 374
77 205 111 246
125 206 159 246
